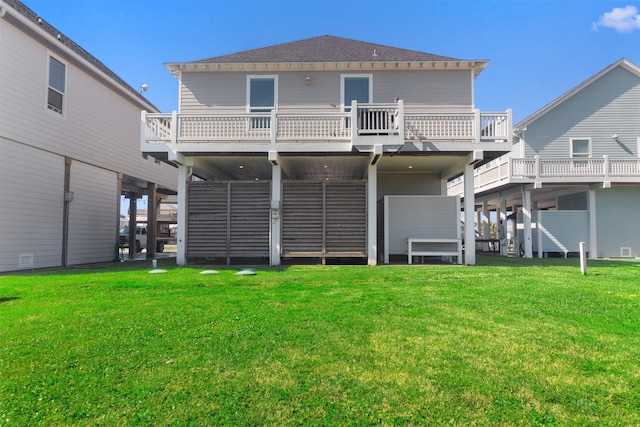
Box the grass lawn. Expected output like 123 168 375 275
1 256 639 426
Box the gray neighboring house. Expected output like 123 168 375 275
0 0 178 272
141 35 512 266
449 58 640 259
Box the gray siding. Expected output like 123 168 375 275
67 162 119 265
557 192 587 210
377 172 443 200
595 186 640 258
0 21 177 190
179 70 473 113
384 196 459 255
532 210 589 253
523 66 640 159
0 139 65 271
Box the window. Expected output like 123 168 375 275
47 56 66 114
571 138 591 158
247 76 277 129
342 75 371 111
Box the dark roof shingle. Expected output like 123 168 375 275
191 35 461 64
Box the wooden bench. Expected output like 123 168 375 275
407 238 462 265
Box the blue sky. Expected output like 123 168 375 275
22 0 640 124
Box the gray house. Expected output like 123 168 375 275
0 0 178 271
142 35 512 266
449 58 640 259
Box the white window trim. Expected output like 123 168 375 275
46 52 67 117
340 74 373 111
246 75 278 112
570 137 591 158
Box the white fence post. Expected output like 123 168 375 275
579 241 587 275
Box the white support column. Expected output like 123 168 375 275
482 201 490 252
537 210 543 258
588 189 597 258
270 155 282 266
176 164 189 266
511 204 518 255
464 164 476 265
367 163 378 265
522 187 533 258
499 196 508 256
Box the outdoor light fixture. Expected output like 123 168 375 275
612 134 619 142
304 76 312 85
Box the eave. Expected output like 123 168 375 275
165 60 489 78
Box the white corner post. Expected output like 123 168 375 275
367 149 380 266
482 201 490 252
588 189 597 258
176 162 189 266
521 187 533 258
463 163 476 265
499 196 508 256
269 151 282 266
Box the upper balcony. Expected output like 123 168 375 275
141 101 512 155
448 155 640 196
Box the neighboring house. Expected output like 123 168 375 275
142 35 512 266
449 58 640 259
0 0 178 272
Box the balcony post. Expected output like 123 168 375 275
140 110 147 149
270 109 278 146
534 155 540 181
603 155 609 180
171 110 178 145
474 109 481 143
351 100 358 141
397 100 405 139
506 109 513 144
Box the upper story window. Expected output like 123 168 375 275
47 56 66 114
247 76 277 129
342 75 371 111
571 138 591 158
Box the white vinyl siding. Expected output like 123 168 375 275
0 21 177 191
531 210 589 254
179 69 474 114
66 162 118 265
595 186 640 258
522 66 640 159
0 139 65 271
384 195 460 256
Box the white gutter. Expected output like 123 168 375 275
0 0 158 112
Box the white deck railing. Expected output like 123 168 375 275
449 155 640 195
142 104 511 146
511 156 640 179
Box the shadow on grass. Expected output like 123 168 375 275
0 297 21 304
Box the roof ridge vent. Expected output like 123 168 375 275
372 49 379 57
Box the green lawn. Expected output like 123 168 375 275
1 256 639 426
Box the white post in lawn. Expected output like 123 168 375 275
579 241 587 274
464 163 476 265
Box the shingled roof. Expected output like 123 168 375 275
191 35 460 64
